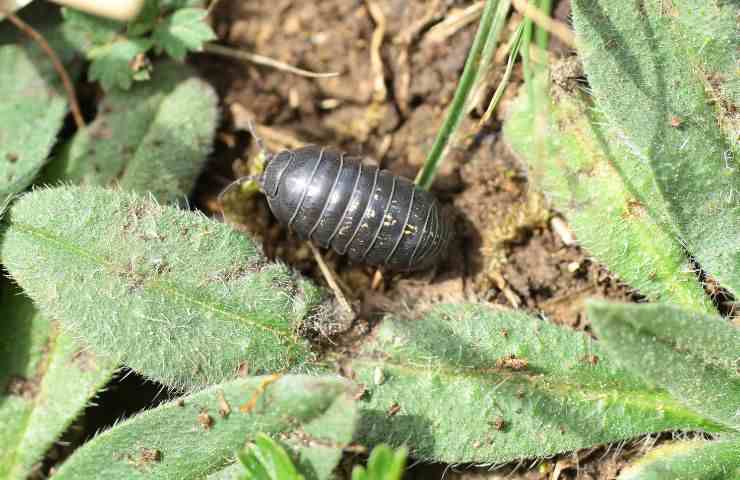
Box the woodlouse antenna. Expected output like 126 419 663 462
217 175 258 209
218 119 270 214
245 119 268 156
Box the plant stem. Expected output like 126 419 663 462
415 0 506 190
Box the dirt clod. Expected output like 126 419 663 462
197 410 214 430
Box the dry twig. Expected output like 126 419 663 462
511 0 576 48
364 0 388 103
204 43 340 79
307 242 355 320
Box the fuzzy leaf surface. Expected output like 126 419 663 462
588 301 740 430
0 281 116 480
571 0 740 295
351 304 728 464
504 69 714 314
0 23 71 208
52 375 355 480
619 439 740 480
1 186 324 389
47 61 218 205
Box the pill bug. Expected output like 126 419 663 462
221 131 454 271
256 145 453 271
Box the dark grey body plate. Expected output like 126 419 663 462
260 145 452 271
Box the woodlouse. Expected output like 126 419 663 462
251 145 453 271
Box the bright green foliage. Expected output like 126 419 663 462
351 445 407 480
46 61 219 205
152 8 216 61
1 186 326 389
571 0 740 295
619 439 740 480
588 301 740 431
504 71 714 314
237 434 305 480
51 375 356 479
61 2 215 90
0 24 72 212
0 281 116 480
206 389 358 480
87 38 154 90
351 304 728 464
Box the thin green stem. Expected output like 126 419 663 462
534 0 552 50
479 22 525 126
415 0 510 190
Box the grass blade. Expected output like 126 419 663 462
415 0 510 190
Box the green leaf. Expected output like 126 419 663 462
46 61 219 205
0 280 117 480
126 0 162 37
0 33 70 211
88 37 153 91
238 434 305 480
51 375 355 480
152 8 216 61
503 69 715 314
588 301 740 431
60 8 122 51
211 379 357 480
351 445 407 480
351 304 728 464
571 0 740 295
1 186 326 389
619 438 740 480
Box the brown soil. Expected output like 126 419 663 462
190 1 640 478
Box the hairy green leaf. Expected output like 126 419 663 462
152 8 216 61
51 375 355 480
88 37 153 91
352 304 728 464
237 434 304 480
571 0 740 295
588 301 740 431
0 22 72 210
351 445 407 480
620 438 740 480
1 186 326 389
0 281 116 480
46 61 218 205
60 7 148 91
504 69 714 314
